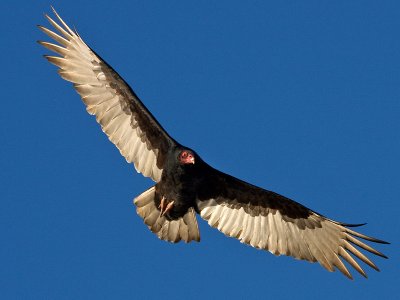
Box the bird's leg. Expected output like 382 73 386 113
158 196 166 212
162 201 175 217
158 197 175 217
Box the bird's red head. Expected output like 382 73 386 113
178 150 195 165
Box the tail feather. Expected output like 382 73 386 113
134 186 200 243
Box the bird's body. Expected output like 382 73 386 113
156 148 199 219
38 8 388 279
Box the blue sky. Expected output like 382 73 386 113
1 1 398 299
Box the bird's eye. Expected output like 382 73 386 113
181 151 188 158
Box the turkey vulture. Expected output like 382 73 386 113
38 8 388 279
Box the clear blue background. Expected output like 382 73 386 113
1 1 398 299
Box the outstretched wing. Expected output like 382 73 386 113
38 8 177 182
196 169 388 279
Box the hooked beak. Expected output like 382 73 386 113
187 156 195 164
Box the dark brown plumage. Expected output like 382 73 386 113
38 8 388 279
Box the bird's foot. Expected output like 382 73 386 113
158 197 175 217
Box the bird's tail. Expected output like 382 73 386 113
134 186 200 243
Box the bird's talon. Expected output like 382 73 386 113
161 200 175 217
158 197 165 209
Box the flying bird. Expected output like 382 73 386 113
38 8 388 279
